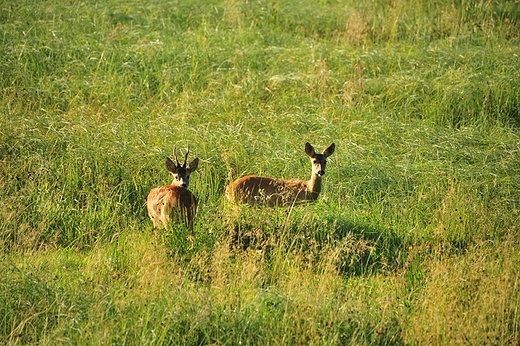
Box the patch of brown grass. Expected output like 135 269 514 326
405 236 520 345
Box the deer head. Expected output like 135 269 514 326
305 142 335 177
166 145 199 188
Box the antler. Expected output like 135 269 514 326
173 144 181 167
183 145 189 168
173 144 190 167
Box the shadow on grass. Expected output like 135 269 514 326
224 204 406 278
319 213 405 276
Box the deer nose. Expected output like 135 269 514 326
317 170 325 176
180 182 188 188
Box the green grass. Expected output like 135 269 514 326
1 0 519 344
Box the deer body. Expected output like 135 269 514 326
147 185 197 229
225 142 335 207
147 148 199 229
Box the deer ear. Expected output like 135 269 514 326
166 157 178 173
305 142 316 157
323 143 335 157
188 157 199 172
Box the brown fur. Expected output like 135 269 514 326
225 175 319 207
146 185 198 229
146 150 199 229
225 142 335 207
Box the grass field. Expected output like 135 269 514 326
1 0 519 344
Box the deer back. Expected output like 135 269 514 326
147 185 198 229
225 175 312 206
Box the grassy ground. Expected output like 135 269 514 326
1 0 519 344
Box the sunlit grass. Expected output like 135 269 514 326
1 0 519 344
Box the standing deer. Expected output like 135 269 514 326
225 142 335 207
146 147 199 230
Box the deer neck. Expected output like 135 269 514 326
306 172 322 198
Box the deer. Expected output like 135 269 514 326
225 142 335 207
146 146 199 230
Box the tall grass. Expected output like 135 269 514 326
1 0 519 344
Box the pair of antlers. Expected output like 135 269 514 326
173 144 190 168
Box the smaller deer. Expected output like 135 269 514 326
225 142 335 207
146 147 199 230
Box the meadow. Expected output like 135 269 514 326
1 0 519 344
